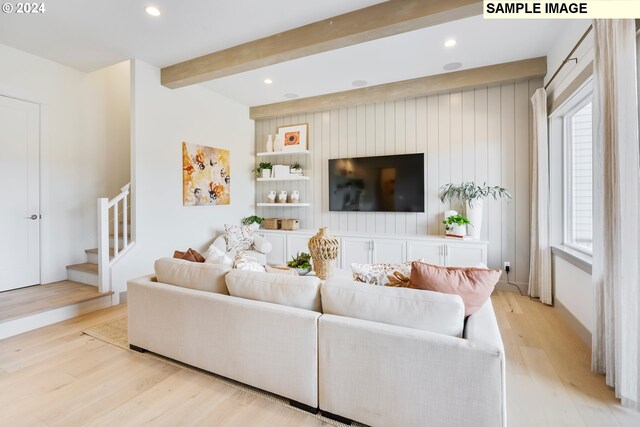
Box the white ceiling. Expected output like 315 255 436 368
0 0 383 71
0 1 576 107
202 16 572 106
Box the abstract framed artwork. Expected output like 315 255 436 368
182 142 230 206
277 123 308 152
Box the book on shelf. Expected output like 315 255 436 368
445 234 473 240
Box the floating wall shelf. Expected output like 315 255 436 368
256 203 310 207
256 150 310 157
257 176 310 182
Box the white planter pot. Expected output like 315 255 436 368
465 199 483 239
447 224 467 237
249 222 260 231
261 169 271 179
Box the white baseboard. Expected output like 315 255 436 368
0 296 112 340
495 280 528 295
555 299 592 348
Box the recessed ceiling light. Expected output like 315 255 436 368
284 93 299 99
444 39 457 47
352 80 368 87
264 78 273 85
145 6 161 16
443 62 462 71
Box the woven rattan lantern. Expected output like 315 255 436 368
308 227 339 280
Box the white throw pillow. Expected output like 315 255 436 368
226 269 322 312
232 252 266 272
351 261 418 286
321 278 465 337
154 257 230 294
224 224 254 252
205 245 233 266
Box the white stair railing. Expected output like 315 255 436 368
97 183 133 293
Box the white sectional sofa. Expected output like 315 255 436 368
128 258 506 426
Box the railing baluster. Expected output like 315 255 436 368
97 198 109 293
113 201 119 258
123 193 128 249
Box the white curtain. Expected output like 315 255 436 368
592 19 640 410
528 88 553 305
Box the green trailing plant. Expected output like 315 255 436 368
241 215 264 226
254 162 273 177
439 181 512 207
287 252 312 269
442 214 470 232
290 161 302 170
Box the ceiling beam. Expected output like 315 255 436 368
161 0 483 89
249 57 547 120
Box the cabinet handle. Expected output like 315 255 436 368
372 241 376 252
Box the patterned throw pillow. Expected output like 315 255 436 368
233 252 266 272
351 262 414 287
224 224 254 253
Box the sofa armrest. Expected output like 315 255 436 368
319 314 505 427
464 299 504 353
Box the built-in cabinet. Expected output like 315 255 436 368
258 229 488 269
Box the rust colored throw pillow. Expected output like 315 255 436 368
410 262 501 316
173 249 205 263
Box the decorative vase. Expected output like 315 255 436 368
289 190 300 203
277 190 288 203
267 191 276 203
261 169 271 179
249 222 260 231
465 199 483 239
266 135 274 152
308 227 340 280
274 133 284 152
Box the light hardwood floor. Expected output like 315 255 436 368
0 292 639 426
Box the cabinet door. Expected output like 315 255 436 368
372 239 406 264
341 237 372 269
258 232 287 265
287 234 313 261
406 241 443 265
445 243 487 267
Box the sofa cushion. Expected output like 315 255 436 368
226 270 322 312
154 257 230 294
410 262 501 316
351 261 414 286
320 278 465 337
224 224 254 252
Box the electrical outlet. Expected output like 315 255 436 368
503 261 511 272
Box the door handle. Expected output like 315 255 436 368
24 214 39 220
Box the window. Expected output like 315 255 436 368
564 98 593 253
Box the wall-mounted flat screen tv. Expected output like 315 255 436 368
329 153 425 212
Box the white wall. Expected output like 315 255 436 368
0 44 130 283
255 79 541 285
553 256 593 334
111 60 254 296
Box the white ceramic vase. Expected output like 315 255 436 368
465 199 483 239
261 169 271 179
266 135 273 152
267 191 276 203
289 190 300 203
278 190 288 203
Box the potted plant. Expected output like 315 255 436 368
287 252 312 276
442 214 470 238
439 182 512 239
256 162 273 179
241 215 264 230
290 162 303 175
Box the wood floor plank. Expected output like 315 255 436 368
0 281 110 323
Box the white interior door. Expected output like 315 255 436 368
0 96 40 291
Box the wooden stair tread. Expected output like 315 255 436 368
0 280 113 323
85 248 114 256
66 263 98 274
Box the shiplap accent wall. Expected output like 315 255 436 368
255 78 542 284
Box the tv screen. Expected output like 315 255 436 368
329 154 425 212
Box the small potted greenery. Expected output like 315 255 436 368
256 162 273 178
442 214 471 238
290 161 303 176
439 182 512 239
241 215 264 230
287 252 312 276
